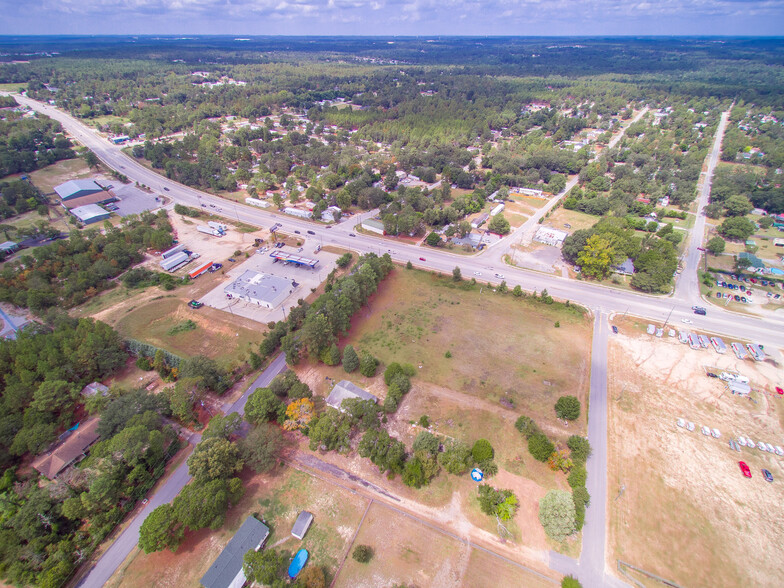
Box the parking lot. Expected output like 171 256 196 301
107 183 162 217
197 244 338 324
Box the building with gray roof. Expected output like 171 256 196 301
224 270 294 309
54 179 104 201
291 511 314 540
70 204 111 225
326 380 378 411
200 516 269 588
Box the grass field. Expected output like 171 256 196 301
345 268 591 421
335 501 556 588
0 83 26 92
545 207 598 232
113 296 261 364
27 158 93 194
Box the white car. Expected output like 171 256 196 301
474 271 482 276
757 441 767 451
711 428 721 438
737 437 747 447
701 425 711 436
686 421 695 432
681 318 693 324
495 273 505 279
676 418 686 428
765 443 775 453
775 446 784 456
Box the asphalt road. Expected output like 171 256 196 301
676 109 731 303
13 94 779 587
12 93 781 349
76 353 288 588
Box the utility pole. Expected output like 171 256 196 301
662 304 675 330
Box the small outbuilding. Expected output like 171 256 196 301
291 511 314 540
200 516 270 588
326 380 378 411
0 241 19 255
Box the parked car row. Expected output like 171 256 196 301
738 461 774 482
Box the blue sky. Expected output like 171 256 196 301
1 0 783 36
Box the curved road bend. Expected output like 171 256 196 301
76 353 288 588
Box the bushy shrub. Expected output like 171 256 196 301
528 432 555 462
515 415 540 439
352 545 373 563
471 439 494 463
566 435 592 463
555 396 581 420
538 490 576 542
567 465 587 489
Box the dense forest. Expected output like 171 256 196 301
0 210 174 311
0 108 76 178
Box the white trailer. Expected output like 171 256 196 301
710 337 727 354
161 243 187 259
197 225 222 237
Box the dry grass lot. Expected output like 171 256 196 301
335 501 555 588
108 466 368 588
607 328 784 588
348 268 591 420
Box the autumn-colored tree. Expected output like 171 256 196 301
283 397 315 431
577 235 615 279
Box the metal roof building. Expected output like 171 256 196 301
269 251 319 268
70 204 111 225
291 511 314 540
224 270 294 309
200 516 270 588
534 226 568 247
160 251 191 272
54 179 104 201
326 380 378 411
161 243 187 259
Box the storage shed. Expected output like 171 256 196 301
291 511 314 540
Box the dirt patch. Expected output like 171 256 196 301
607 331 784 588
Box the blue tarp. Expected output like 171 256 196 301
288 549 309 579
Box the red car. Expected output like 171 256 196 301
419 257 426 261
739 461 752 478
776 387 783 395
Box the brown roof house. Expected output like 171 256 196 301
32 417 101 479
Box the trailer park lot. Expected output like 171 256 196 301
607 319 784 588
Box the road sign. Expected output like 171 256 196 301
471 468 484 482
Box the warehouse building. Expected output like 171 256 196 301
362 218 385 235
55 179 104 201
224 270 294 309
70 204 111 225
